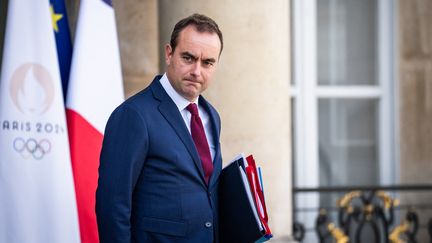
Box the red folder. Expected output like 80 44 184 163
245 155 272 236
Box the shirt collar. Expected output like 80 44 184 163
159 73 198 111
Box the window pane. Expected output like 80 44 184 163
317 0 378 85
318 98 379 186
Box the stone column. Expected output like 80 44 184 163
399 0 432 241
399 0 432 184
113 0 159 98
159 1 293 240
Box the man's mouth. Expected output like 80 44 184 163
184 78 199 84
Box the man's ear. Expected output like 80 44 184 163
165 44 173 65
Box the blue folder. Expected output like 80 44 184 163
218 156 272 242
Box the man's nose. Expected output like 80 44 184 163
190 62 201 77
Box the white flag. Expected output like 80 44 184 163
66 1 124 242
0 1 80 243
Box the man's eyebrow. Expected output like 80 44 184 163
181 51 216 63
181 51 197 59
203 58 216 63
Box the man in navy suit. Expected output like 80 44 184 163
96 13 224 243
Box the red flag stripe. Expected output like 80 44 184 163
66 109 102 243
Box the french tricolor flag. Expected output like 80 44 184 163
66 0 124 242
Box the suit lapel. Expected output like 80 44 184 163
150 78 207 186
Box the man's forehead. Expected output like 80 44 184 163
177 26 221 52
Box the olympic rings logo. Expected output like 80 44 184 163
13 137 51 160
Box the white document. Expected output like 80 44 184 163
229 153 263 231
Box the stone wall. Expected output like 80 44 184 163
399 0 432 183
399 0 432 241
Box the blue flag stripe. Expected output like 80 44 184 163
50 0 72 102
102 0 113 7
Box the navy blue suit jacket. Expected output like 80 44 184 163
96 76 222 243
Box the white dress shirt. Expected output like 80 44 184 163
159 73 216 161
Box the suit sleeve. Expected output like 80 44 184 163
96 104 148 243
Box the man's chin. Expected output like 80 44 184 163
179 91 198 101
181 88 201 99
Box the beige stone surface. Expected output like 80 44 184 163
113 0 159 98
399 1 432 242
399 0 432 184
65 0 80 41
159 0 293 238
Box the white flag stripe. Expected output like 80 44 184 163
67 0 124 133
66 1 124 242
0 1 80 243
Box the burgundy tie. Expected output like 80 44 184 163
187 103 214 184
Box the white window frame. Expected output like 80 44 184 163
291 0 398 231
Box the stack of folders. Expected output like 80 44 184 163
219 154 273 243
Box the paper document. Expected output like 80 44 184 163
239 165 263 231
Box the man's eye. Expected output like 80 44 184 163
183 56 193 62
204 61 214 67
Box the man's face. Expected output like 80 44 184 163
165 25 221 101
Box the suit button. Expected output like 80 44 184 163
205 222 212 228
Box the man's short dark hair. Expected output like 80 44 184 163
170 13 223 56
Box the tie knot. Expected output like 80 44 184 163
186 103 199 116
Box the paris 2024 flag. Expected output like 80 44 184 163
0 1 80 243
66 0 124 242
